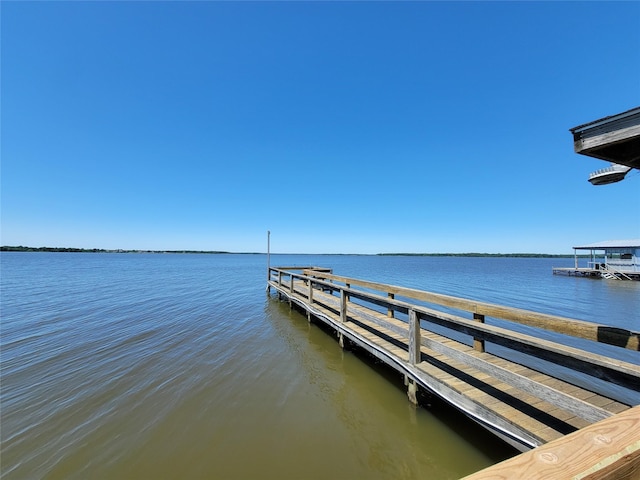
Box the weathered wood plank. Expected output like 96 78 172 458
461 405 640 480
575 124 640 152
420 333 612 422
420 350 585 436
415 360 555 446
418 309 640 390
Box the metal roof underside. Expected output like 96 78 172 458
573 239 640 250
570 107 640 170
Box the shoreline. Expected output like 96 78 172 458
1 246 581 258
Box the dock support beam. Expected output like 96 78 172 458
407 379 418 405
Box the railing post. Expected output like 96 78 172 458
387 293 395 318
278 271 282 287
409 308 421 364
473 313 485 352
339 289 347 348
289 274 294 308
340 289 348 323
407 308 421 405
307 277 313 322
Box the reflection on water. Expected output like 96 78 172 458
2 253 637 479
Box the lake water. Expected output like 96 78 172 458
1 253 639 479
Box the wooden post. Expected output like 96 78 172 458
388 293 395 318
307 279 313 322
408 309 421 411
407 309 421 406
473 313 485 352
409 308 421 364
339 289 347 348
407 380 418 405
340 289 348 323
408 310 421 405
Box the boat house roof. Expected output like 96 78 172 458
569 107 640 170
573 239 640 250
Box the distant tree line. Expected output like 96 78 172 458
0 246 231 254
1 246 107 253
377 252 583 258
1 246 583 257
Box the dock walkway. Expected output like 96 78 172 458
267 266 639 455
553 266 638 280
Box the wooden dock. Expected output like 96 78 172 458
553 266 639 280
552 266 604 278
267 266 640 462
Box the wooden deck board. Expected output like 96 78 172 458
344 319 573 443
415 359 565 444
463 405 640 480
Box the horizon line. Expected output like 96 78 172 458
1 246 579 257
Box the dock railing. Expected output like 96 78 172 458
268 266 640 473
268 266 639 402
269 266 639 351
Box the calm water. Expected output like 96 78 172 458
1 253 639 479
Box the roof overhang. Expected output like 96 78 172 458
570 107 640 170
573 239 640 250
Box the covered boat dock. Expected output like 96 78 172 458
553 239 640 280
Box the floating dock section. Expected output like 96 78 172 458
267 266 640 472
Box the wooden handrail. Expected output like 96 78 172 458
269 267 640 443
270 267 639 351
271 272 639 391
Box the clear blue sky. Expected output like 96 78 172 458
2 1 639 254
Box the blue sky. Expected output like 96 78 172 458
2 1 639 254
